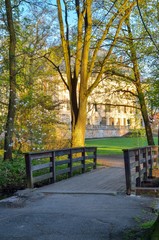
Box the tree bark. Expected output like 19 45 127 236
136 83 154 145
71 91 87 147
4 0 17 160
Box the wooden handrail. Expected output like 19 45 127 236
25 147 97 188
123 145 159 195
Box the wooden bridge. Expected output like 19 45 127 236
25 146 159 195
25 147 126 194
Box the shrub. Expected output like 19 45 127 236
129 128 146 137
0 157 27 195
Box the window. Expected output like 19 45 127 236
105 105 111 112
130 107 133 114
94 103 98 112
109 117 114 126
117 118 120 125
127 119 130 125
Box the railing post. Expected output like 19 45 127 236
149 147 153 178
153 145 159 168
25 153 33 188
68 149 72 178
123 149 131 195
143 147 148 181
82 148 86 173
93 147 97 169
157 145 159 168
50 151 56 183
135 150 141 187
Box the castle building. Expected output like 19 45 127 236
53 76 143 138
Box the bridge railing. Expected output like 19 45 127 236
25 147 97 188
123 145 159 195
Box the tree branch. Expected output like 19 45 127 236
87 1 136 96
136 0 159 54
114 88 138 97
43 53 69 90
93 102 140 110
0 100 8 106
88 0 131 79
56 0 72 87
107 69 136 83
37 99 64 111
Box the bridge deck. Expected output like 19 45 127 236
38 166 126 195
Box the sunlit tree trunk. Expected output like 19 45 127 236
57 0 91 147
70 84 88 147
4 0 17 160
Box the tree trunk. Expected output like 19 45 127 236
71 102 87 147
70 78 87 147
4 0 16 160
136 82 155 145
126 17 155 146
71 119 87 147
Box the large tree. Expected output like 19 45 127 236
103 0 159 145
111 16 155 145
1 0 59 158
54 0 136 147
126 17 154 145
4 0 17 160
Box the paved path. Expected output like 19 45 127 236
0 190 157 240
0 156 158 240
97 154 124 168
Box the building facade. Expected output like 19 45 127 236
53 77 143 138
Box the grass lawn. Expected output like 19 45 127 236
85 137 158 156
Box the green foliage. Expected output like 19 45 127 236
129 128 146 138
140 220 155 230
123 218 157 240
146 78 159 111
0 157 26 195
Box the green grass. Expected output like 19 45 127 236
85 137 158 156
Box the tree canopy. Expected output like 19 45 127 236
0 0 159 159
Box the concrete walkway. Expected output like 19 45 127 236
0 157 159 240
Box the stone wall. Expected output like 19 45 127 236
85 125 129 138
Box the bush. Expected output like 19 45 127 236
0 157 27 195
129 128 146 137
